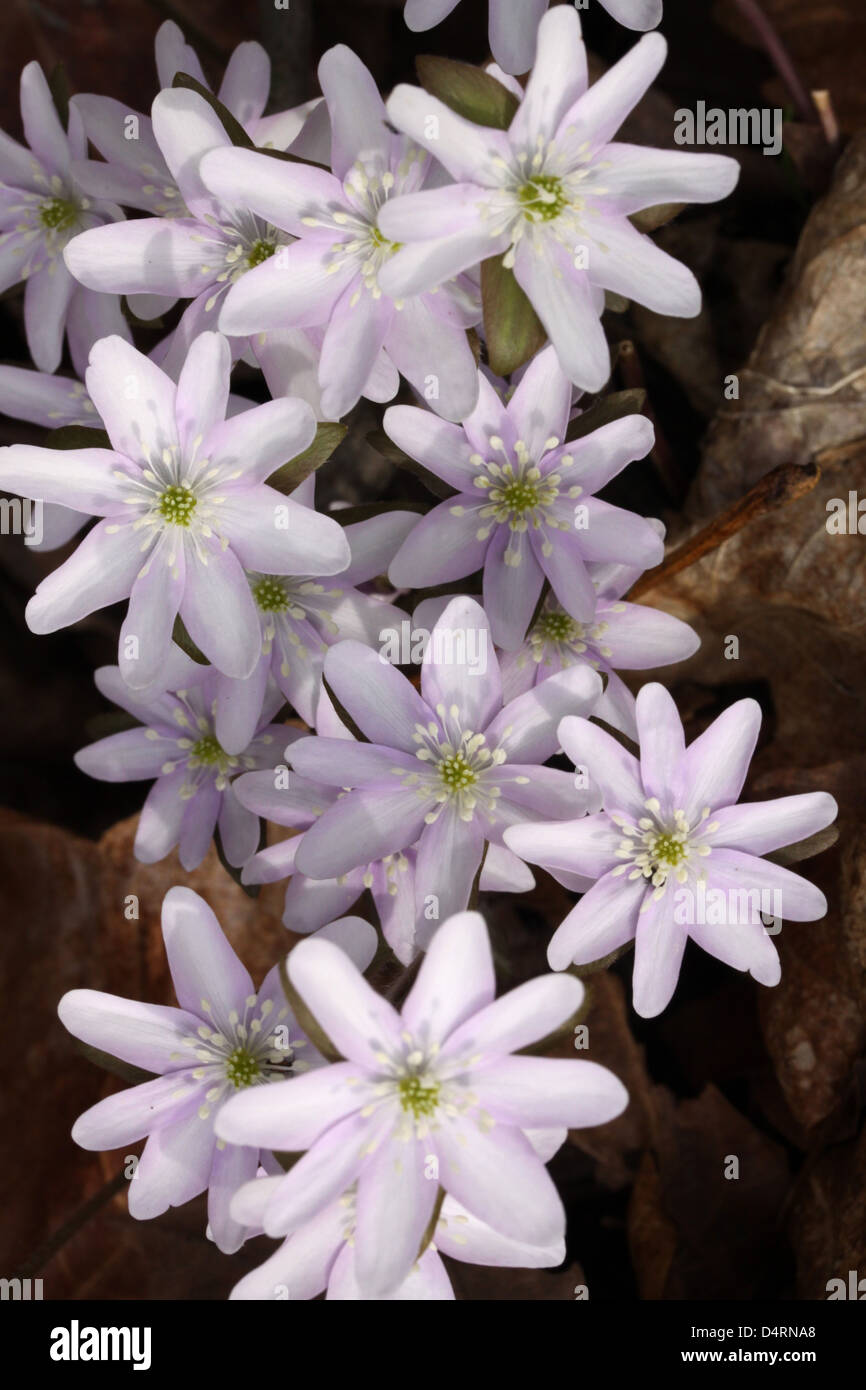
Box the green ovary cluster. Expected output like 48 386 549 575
439 750 478 792
225 1046 261 1088
190 735 223 766
158 484 197 526
252 577 290 613
501 477 541 513
538 611 578 644
39 196 77 232
398 1075 440 1119
518 174 568 222
650 832 687 867
246 239 277 269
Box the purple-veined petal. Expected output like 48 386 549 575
179 536 261 679
470 1055 628 1128
682 698 762 819
593 142 739 216
706 792 838 857
0 445 130 513
547 870 644 970
321 640 435 752
507 344 572 461
119 533 186 691
420 595 502 731
433 1119 565 1246
485 664 602 763
384 293 480 423
58 989 201 1074
635 682 686 813
353 1133 437 1297
504 812 621 878
631 886 686 1018
388 499 490 589
86 334 178 464
25 520 143 634
161 885 254 1031
318 44 389 179
319 283 394 421
64 219 216 297
133 769 187 862
71 1071 205 1149
288 935 404 1068
443 973 583 1057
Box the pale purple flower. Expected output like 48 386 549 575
404 2 663 76
0 61 129 373
58 887 376 1252
494 539 699 737
227 1128 567 1300
210 507 418 741
379 7 739 390
0 331 350 687
69 24 326 280
199 44 481 422
216 908 627 1296
64 87 311 378
234 746 536 963
75 661 291 870
505 684 838 1017
285 595 602 920
386 346 663 648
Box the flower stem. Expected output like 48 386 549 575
731 0 817 125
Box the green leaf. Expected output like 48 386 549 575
171 614 209 665
481 256 547 377
44 425 112 451
278 954 343 1063
172 72 255 149
321 672 370 743
75 1040 156 1086
415 55 519 129
267 422 348 495
629 202 685 234
565 388 647 444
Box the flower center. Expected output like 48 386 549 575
398 1075 440 1119
246 238 277 269
611 800 718 904
225 1046 261 1088
252 576 290 613
158 484 197 526
190 734 223 766
518 174 568 223
395 702 509 825
538 610 579 644
438 749 478 793
39 196 77 231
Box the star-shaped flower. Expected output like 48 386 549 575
379 7 738 390
505 684 838 1016
386 347 663 648
0 332 349 686
217 908 627 1295
58 887 376 1252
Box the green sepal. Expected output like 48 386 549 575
267 422 348 495
481 256 547 377
415 55 519 129
565 388 647 444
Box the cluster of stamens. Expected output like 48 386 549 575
362 1031 489 1142
392 702 513 824
147 692 269 795
610 799 717 906
300 151 425 303
450 433 582 563
171 993 304 1123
